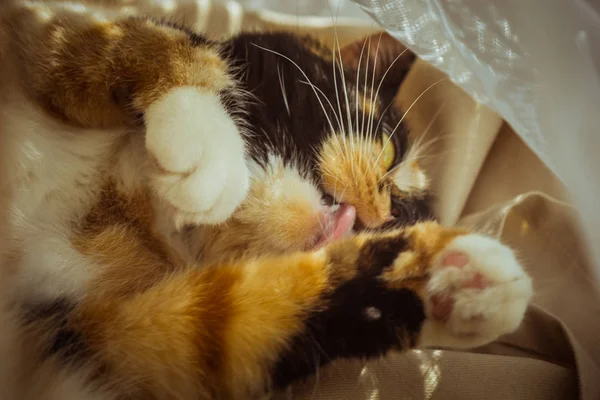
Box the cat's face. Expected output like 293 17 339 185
192 32 434 263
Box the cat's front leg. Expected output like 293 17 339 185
145 86 248 227
37 221 531 398
272 222 534 387
6 3 249 226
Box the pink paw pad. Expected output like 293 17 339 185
430 251 494 320
431 293 453 320
463 272 492 289
439 251 492 289
440 251 470 268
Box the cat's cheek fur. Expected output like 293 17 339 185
145 87 249 227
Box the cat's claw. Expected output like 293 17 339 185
419 234 533 349
145 87 249 227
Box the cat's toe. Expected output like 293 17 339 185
153 155 249 227
419 234 533 349
145 87 249 227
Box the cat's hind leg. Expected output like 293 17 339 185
3 2 249 226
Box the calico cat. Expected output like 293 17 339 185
0 1 533 399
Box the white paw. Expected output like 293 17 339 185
145 87 249 227
419 234 533 349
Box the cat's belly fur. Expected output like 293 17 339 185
0 88 123 302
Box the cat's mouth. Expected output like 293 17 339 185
312 204 357 249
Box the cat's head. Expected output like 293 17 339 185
192 31 434 263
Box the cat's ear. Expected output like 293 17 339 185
340 32 416 96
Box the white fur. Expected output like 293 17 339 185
419 234 534 349
146 87 249 227
0 87 117 302
391 141 429 192
247 155 322 211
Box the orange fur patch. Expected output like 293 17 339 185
70 180 335 398
220 251 330 396
75 248 332 398
72 183 184 297
318 135 392 227
76 268 234 399
381 222 465 291
6 3 231 128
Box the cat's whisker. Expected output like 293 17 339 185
326 2 346 139
383 104 446 176
409 103 445 149
331 31 359 185
332 174 350 206
409 130 479 163
320 170 349 205
386 107 469 175
370 47 412 136
355 35 369 143
325 0 353 144
251 44 337 135
276 63 290 116
330 12 355 140
349 35 373 174
299 80 343 134
373 78 447 167
365 100 396 176
360 35 372 142
333 134 357 189
326 133 349 167
366 32 383 147
332 181 339 206
366 46 415 175
380 146 457 182
339 185 349 205
335 183 350 206
373 98 396 138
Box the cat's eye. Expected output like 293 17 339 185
381 133 395 169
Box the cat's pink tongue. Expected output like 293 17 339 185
315 204 356 249
332 204 356 239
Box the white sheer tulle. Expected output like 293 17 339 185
229 0 600 279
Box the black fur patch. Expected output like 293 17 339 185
357 234 409 276
21 298 91 366
387 192 437 228
271 234 424 389
271 280 425 389
224 32 409 173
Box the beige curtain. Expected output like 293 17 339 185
75 1 600 398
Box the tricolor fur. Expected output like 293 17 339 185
0 1 533 399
